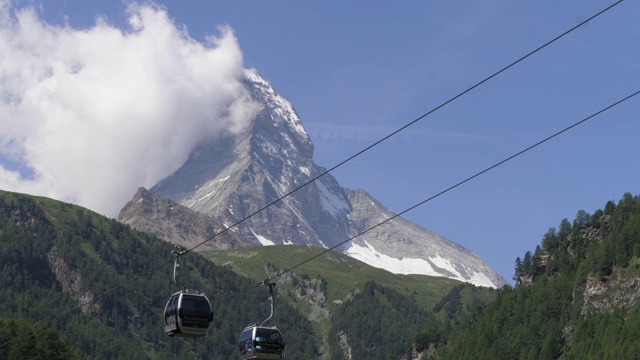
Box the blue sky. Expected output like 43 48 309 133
1 0 638 282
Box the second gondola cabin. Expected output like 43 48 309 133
239 325 285 359
164 289 213 338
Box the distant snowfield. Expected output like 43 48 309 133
344 241 498 288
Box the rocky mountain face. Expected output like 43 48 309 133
120 70 507 288
119 187 249 251
344 189 503 287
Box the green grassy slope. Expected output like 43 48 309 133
204 245 497 359
203 245 494 313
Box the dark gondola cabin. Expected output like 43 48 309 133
164 289 213 338
239 326 285 359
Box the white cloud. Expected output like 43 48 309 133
0 2 260 217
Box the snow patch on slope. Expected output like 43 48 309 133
344 241 498 288
467 271 499 289
317 179 350 217
250 228 275 246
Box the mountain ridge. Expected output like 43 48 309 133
135 70 507 288
119 186 250 251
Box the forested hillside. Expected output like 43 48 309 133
205 242 496 360
414 192 640 359
328 281 434 359
0 318 83 359
0 190 317 359
13 188 640 359
0 189 502 359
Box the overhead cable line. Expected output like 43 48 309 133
221 88 640 298
186 0 624 256
153 0 631 313
88 88 640 360
0 0 624 350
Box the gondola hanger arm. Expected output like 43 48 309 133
260 279 276 326
172 246 187 286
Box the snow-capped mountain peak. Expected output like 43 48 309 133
134 72 507 288
245 69 309 145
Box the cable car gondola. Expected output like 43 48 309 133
238 281 285 359
164 288 213 338
239 325 285 359
163 247 213 338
